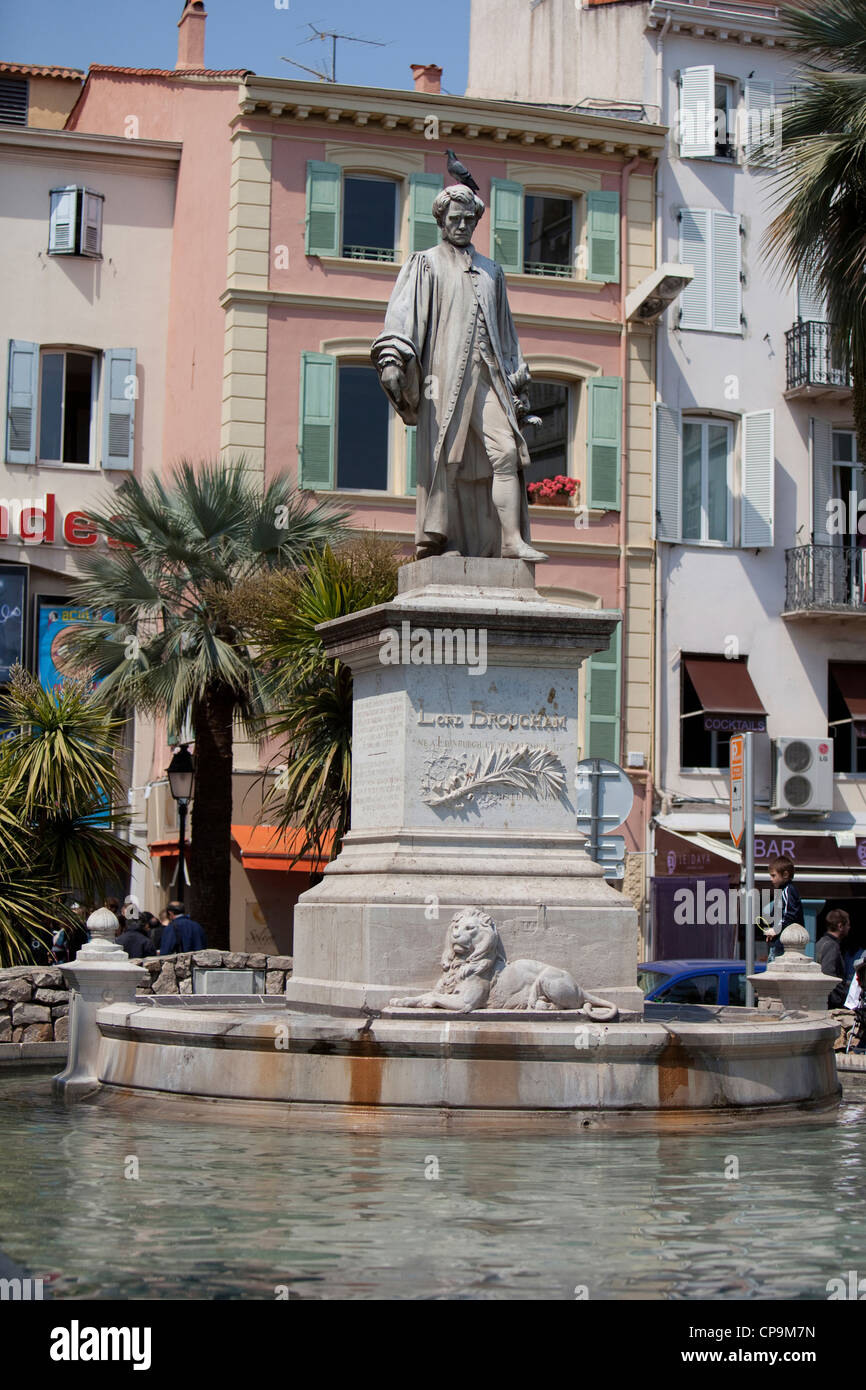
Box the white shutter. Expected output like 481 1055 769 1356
679 66 715 159
5 340 39 465
811 417 834 544
654 403 681 542
49 186 77 253
101 349 136 470
711 211 742 333
797 269 827 323
81 190 104 257
678 209 711 329
741 410 774 548
743 80 775 165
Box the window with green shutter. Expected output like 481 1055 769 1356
298 351 336 489
586 190 620 283
586 377 622 511
490 179 524 273
585 623 621 763
305 161 341 258
409 173 443 254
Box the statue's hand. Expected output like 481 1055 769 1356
381 363 406 401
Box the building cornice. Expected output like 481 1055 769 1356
646 1 793 48
0 125 182 172
236 77 667 158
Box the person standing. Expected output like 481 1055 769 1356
815 909 850 1009
115 914 153 960
760 855 804 961
159 902 206 955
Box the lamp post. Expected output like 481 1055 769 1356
166 744 195 907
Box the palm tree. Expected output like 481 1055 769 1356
766 1 866 457
226 535 403 864
0 669 135 964
65 459 349 948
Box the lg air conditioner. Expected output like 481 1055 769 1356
771 737 833 816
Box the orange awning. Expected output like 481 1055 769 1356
148 838 180 859
230 824 333 873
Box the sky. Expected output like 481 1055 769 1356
0 0 472 94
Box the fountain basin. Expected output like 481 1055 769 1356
89 998 841 1128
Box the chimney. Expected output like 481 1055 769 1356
411 64 442 96
177 1 207 71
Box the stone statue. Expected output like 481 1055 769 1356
371 184 548 564
390 909 619 1018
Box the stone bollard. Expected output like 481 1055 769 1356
53 908 148 1100
748 923 841 1015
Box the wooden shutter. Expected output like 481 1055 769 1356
654 402 681 542
490 179 524 273
585 622 622 762
305 161 341 258
49 186 77 254
101 349 136 470
811 416 833 544
586 190 620 283
405 425 417 494
586 377 622 511
797 270 827 323
711 211 742 333
741 410 774 547
81 190 104 257
5 340 39 465
678 208 711 329
743 79 775 165
679 66 715 159
298 352 336 490
409 173 443 254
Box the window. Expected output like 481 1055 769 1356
655 406 773 547
713 79 736 160
38 351 97 465
5 340 136 470
48 186 104 258
682 418 731 543
342 176 398 263
298 352 392 492
678 65 776 164
657 973 720 1006
679 653 766 770
828 663 866 774
682 660 732 770
0 76 28 126
524 380 570 487
832 431 866 545
678 208 742 333
524 194 574 278
490 179 619 282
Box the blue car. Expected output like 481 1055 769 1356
638 959 767 1007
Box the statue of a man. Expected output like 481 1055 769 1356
371 184 548 563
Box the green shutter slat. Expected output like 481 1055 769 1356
406 425 417 494
587 376 622 511
299 352 335 490
490 179 524 273
586 190 620 283
409 172 443 253
585 623 621 762
305 161 341 258
6 340 39 465
101 348 136 470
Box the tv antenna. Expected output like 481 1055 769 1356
282 24 388 84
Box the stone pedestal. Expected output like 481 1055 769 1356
53 912 148 1099
750 924 840 1014
287 558 643 1014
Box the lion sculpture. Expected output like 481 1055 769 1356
390 908 619 1019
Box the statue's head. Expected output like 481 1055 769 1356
442 908 506 976
433 184 486 247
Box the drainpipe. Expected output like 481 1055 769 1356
617 153 640 767
655 12 672 266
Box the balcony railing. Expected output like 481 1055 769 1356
523 260 576 279
785 320 852 392
785 544 866 614
341 245 396 263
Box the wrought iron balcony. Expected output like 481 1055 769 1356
785 320 852 396
785 544 866 617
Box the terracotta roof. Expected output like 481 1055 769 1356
0 62 84 79
87 64 253 78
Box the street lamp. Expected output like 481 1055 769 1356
166 744 194 907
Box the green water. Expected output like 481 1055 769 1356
1 1071 865 1300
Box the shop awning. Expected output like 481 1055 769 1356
830 662 866 732
230 824 333 873
682 655 767 732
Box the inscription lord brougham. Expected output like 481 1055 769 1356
417 701 567 732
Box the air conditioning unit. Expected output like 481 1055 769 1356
771 738 833 816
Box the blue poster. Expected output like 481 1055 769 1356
36 601 114 691
0 566 27 684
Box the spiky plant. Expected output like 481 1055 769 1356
63 459 349 947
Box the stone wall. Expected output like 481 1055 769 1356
0 952 293 1044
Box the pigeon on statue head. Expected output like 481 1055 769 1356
445 149 480 193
